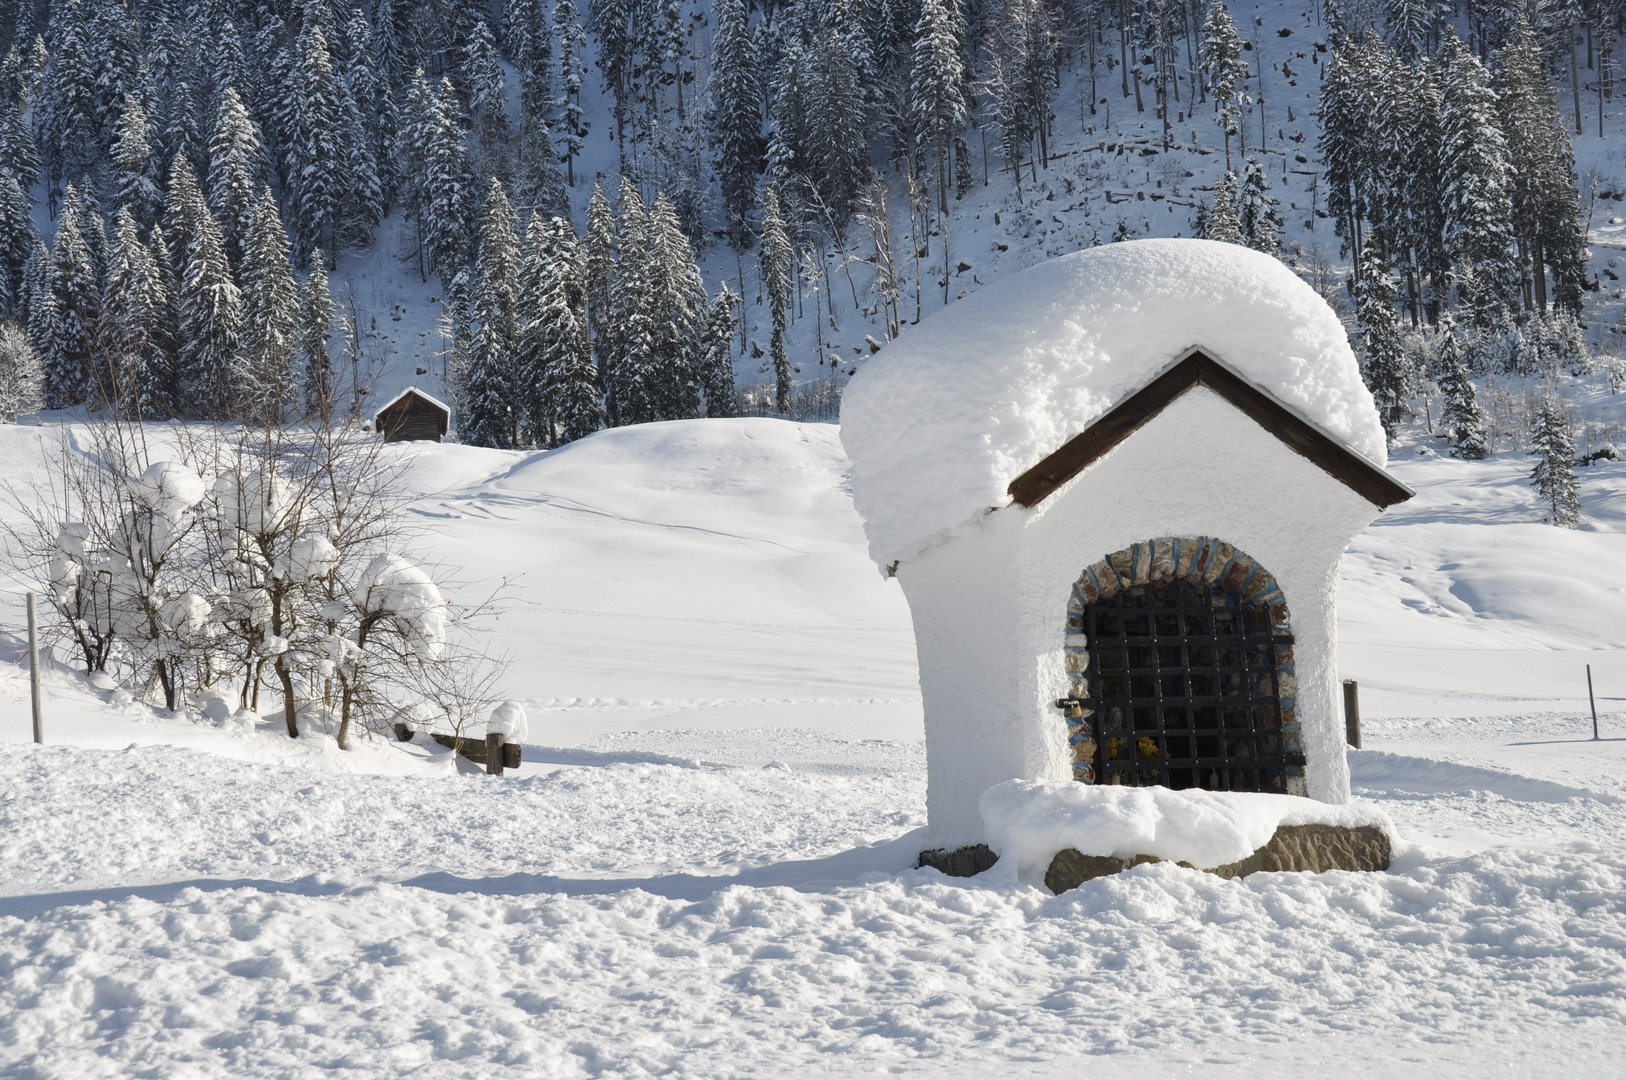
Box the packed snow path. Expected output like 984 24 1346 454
2 417 1626 1076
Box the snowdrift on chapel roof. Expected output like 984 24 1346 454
839 238 1388 568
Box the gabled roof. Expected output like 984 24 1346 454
1005 349 1414 510
372 386 451 423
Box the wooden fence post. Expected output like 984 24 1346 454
27 592 42 745
1343 679 1361 750
486 732 505 776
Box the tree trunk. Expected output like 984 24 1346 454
277 656 298 738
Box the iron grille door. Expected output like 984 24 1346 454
1082 578 1300 792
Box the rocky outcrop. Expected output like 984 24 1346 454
1043 823 1390 894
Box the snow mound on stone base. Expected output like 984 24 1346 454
840 239 1387 568
980 778 1395 884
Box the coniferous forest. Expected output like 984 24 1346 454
0 0 1609 479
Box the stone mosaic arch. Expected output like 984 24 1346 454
1061 537 1305 795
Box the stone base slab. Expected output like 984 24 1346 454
1044 823 1391 894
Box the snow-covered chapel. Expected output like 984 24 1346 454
841 239 1414 862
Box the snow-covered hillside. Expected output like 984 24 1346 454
2 415 1625 1076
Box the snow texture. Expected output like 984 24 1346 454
841 239 1389 568
979 779 1395 884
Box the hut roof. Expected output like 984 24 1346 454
372 387 451 424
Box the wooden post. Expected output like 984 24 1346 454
1343 679 1361 750
486 733 504 776
27 592 42 744
1588 664 1600 741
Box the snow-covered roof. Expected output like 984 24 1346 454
372 386 450 422
839 239 1387 568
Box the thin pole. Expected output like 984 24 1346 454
27 592 42 744
1588 664 1599 741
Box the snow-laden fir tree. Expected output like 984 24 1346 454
463 178 521 448
759 187 794 412
645 192 708 421
1238 158 1281 256
281 22 348 267
1384 0 1442 62
300 252 334 418
34 0 100 188
909 0 966 214
164 80 207 178
112 93 161 227
609 177 656 425
39 185 98 409
1355 241 1409 442
1201 0 1250 171
554 0 588 186
1317 38 1369 264
0 169 36 317
145 225 181 413
583 183 618 423
177 188 241 418
512 114 568 223
162 151 205 271
1206 172 1244 244
527 213 603 445
700 282 740 418
0 96 41 190
207 87 265 273
507 0 552 117
238 188 300 421
1433 318 1487 460
1439 30 1517 327
464 20 510 185
1496 18 1589 316
103 206 168 414
1529 393 1579 526
708 0 760 248
421 77 476 280
0 319 40 421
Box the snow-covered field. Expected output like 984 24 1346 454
1 415 1625 1077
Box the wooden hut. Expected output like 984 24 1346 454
372 388 450 443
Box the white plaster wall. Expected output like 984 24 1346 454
898 387 1383 847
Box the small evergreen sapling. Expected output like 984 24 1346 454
1433 321 1487 459
1529 394 1580 527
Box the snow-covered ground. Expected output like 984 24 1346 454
1 414 1625 1077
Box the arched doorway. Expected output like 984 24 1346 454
1059 537 1305 795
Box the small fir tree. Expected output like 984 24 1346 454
1207 172 1245 245
701 283 741 418
1529 394 1580 526
1433 320 1487 460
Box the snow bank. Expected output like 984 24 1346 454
840 239 1386 567
979 779 1394 883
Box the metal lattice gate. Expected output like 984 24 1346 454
1062 578 1302 792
